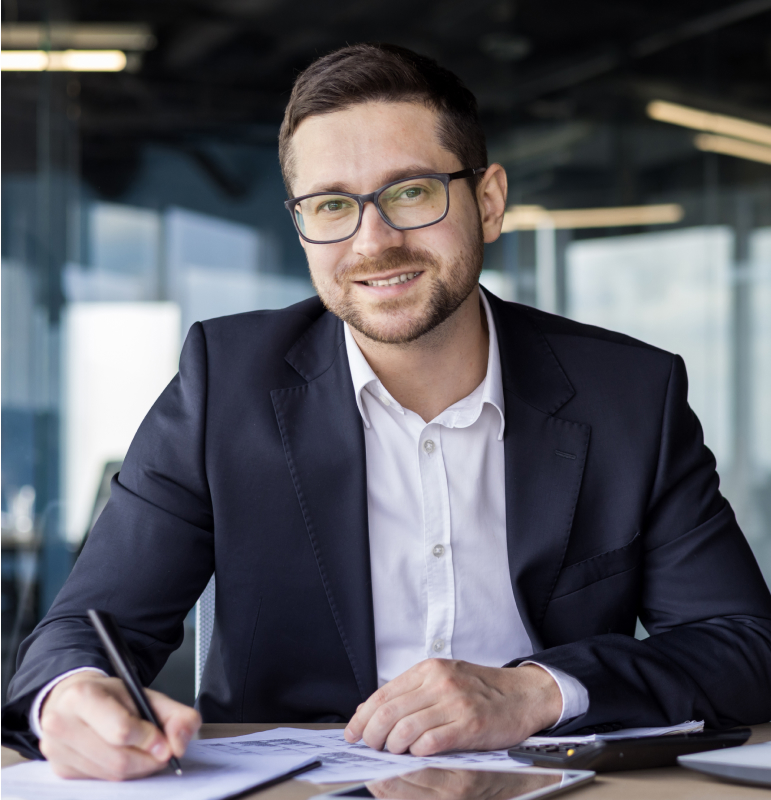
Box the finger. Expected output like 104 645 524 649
50 762 92 780
346 667 428 742
397 770 450 790
45 742 100 781
72 684 171 761
367 774 442 800
408 722 458 756
362 689 442 753
370 769 458 799
41 717 166 781
146 688 202 758
381 703 450 754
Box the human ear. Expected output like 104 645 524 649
476 164 508 244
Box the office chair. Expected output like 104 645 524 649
194 574 216 697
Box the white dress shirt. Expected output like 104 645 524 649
344 291 588 724
30 293 588 737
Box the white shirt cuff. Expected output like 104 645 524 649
29 667 108 740
519 661 589 727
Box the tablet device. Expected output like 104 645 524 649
317 767 595 800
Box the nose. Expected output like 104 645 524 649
351 201 404 259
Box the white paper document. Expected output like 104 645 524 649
522 719 705 746
194 727 530 783
1 744 316 800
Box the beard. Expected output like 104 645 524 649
311 223 485 345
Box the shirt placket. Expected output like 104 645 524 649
418 423 455 660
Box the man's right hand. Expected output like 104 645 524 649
39 671 201 780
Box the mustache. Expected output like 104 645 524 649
335 246 440 284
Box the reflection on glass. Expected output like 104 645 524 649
356 768 561 800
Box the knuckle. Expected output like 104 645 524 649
372 687 389 706
79 681 102 701
41 709 66 737
392 717 416 742
111 719 134 746
374 702 398 726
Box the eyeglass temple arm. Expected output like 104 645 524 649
448 167 487 179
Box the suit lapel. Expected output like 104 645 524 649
271 311 378 701
486 293 591 650
272 293 589 680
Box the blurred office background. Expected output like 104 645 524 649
2 0 770 704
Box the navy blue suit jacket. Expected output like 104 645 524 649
4 290 771 758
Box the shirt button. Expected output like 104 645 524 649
379 394 391 406
423 439 435 454
432 544 445 558
432 639 445 652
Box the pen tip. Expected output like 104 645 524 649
175 768 184 776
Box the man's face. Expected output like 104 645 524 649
290 102 485 344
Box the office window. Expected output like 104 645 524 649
3 2 769 700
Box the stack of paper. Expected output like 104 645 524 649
192 727 530 783
2 743 316 800
521 720 705 747
2 720 706 797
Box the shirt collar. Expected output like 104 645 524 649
477 290 506 439
344 320 382 429
343 289 506 439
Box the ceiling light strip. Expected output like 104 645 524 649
694 134 771 165
647 100 771 147
1 23 155 51
0 50 127 72
501 204 684 232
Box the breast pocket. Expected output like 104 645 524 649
542 533 644 645
551 532 642 600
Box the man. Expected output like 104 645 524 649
3 43 771 781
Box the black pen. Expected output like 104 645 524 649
88 609 184 776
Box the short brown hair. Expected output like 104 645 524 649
278 43 487 195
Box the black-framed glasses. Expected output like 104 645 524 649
284 167 486 244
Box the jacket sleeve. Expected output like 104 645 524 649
1 322 215 757
512 355 771 733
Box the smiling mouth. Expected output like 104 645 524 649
359 271 422 287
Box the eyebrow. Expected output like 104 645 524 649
303 164 440 195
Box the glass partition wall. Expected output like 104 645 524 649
3 1 770 701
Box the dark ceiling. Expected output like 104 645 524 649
3 0 771 204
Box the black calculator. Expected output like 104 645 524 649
508 729 751 773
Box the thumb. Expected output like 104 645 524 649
146 689 202 758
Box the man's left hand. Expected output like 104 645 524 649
344 660 562 756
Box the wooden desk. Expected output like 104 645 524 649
3 722 770 799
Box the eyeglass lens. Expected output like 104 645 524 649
294 176 448 242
